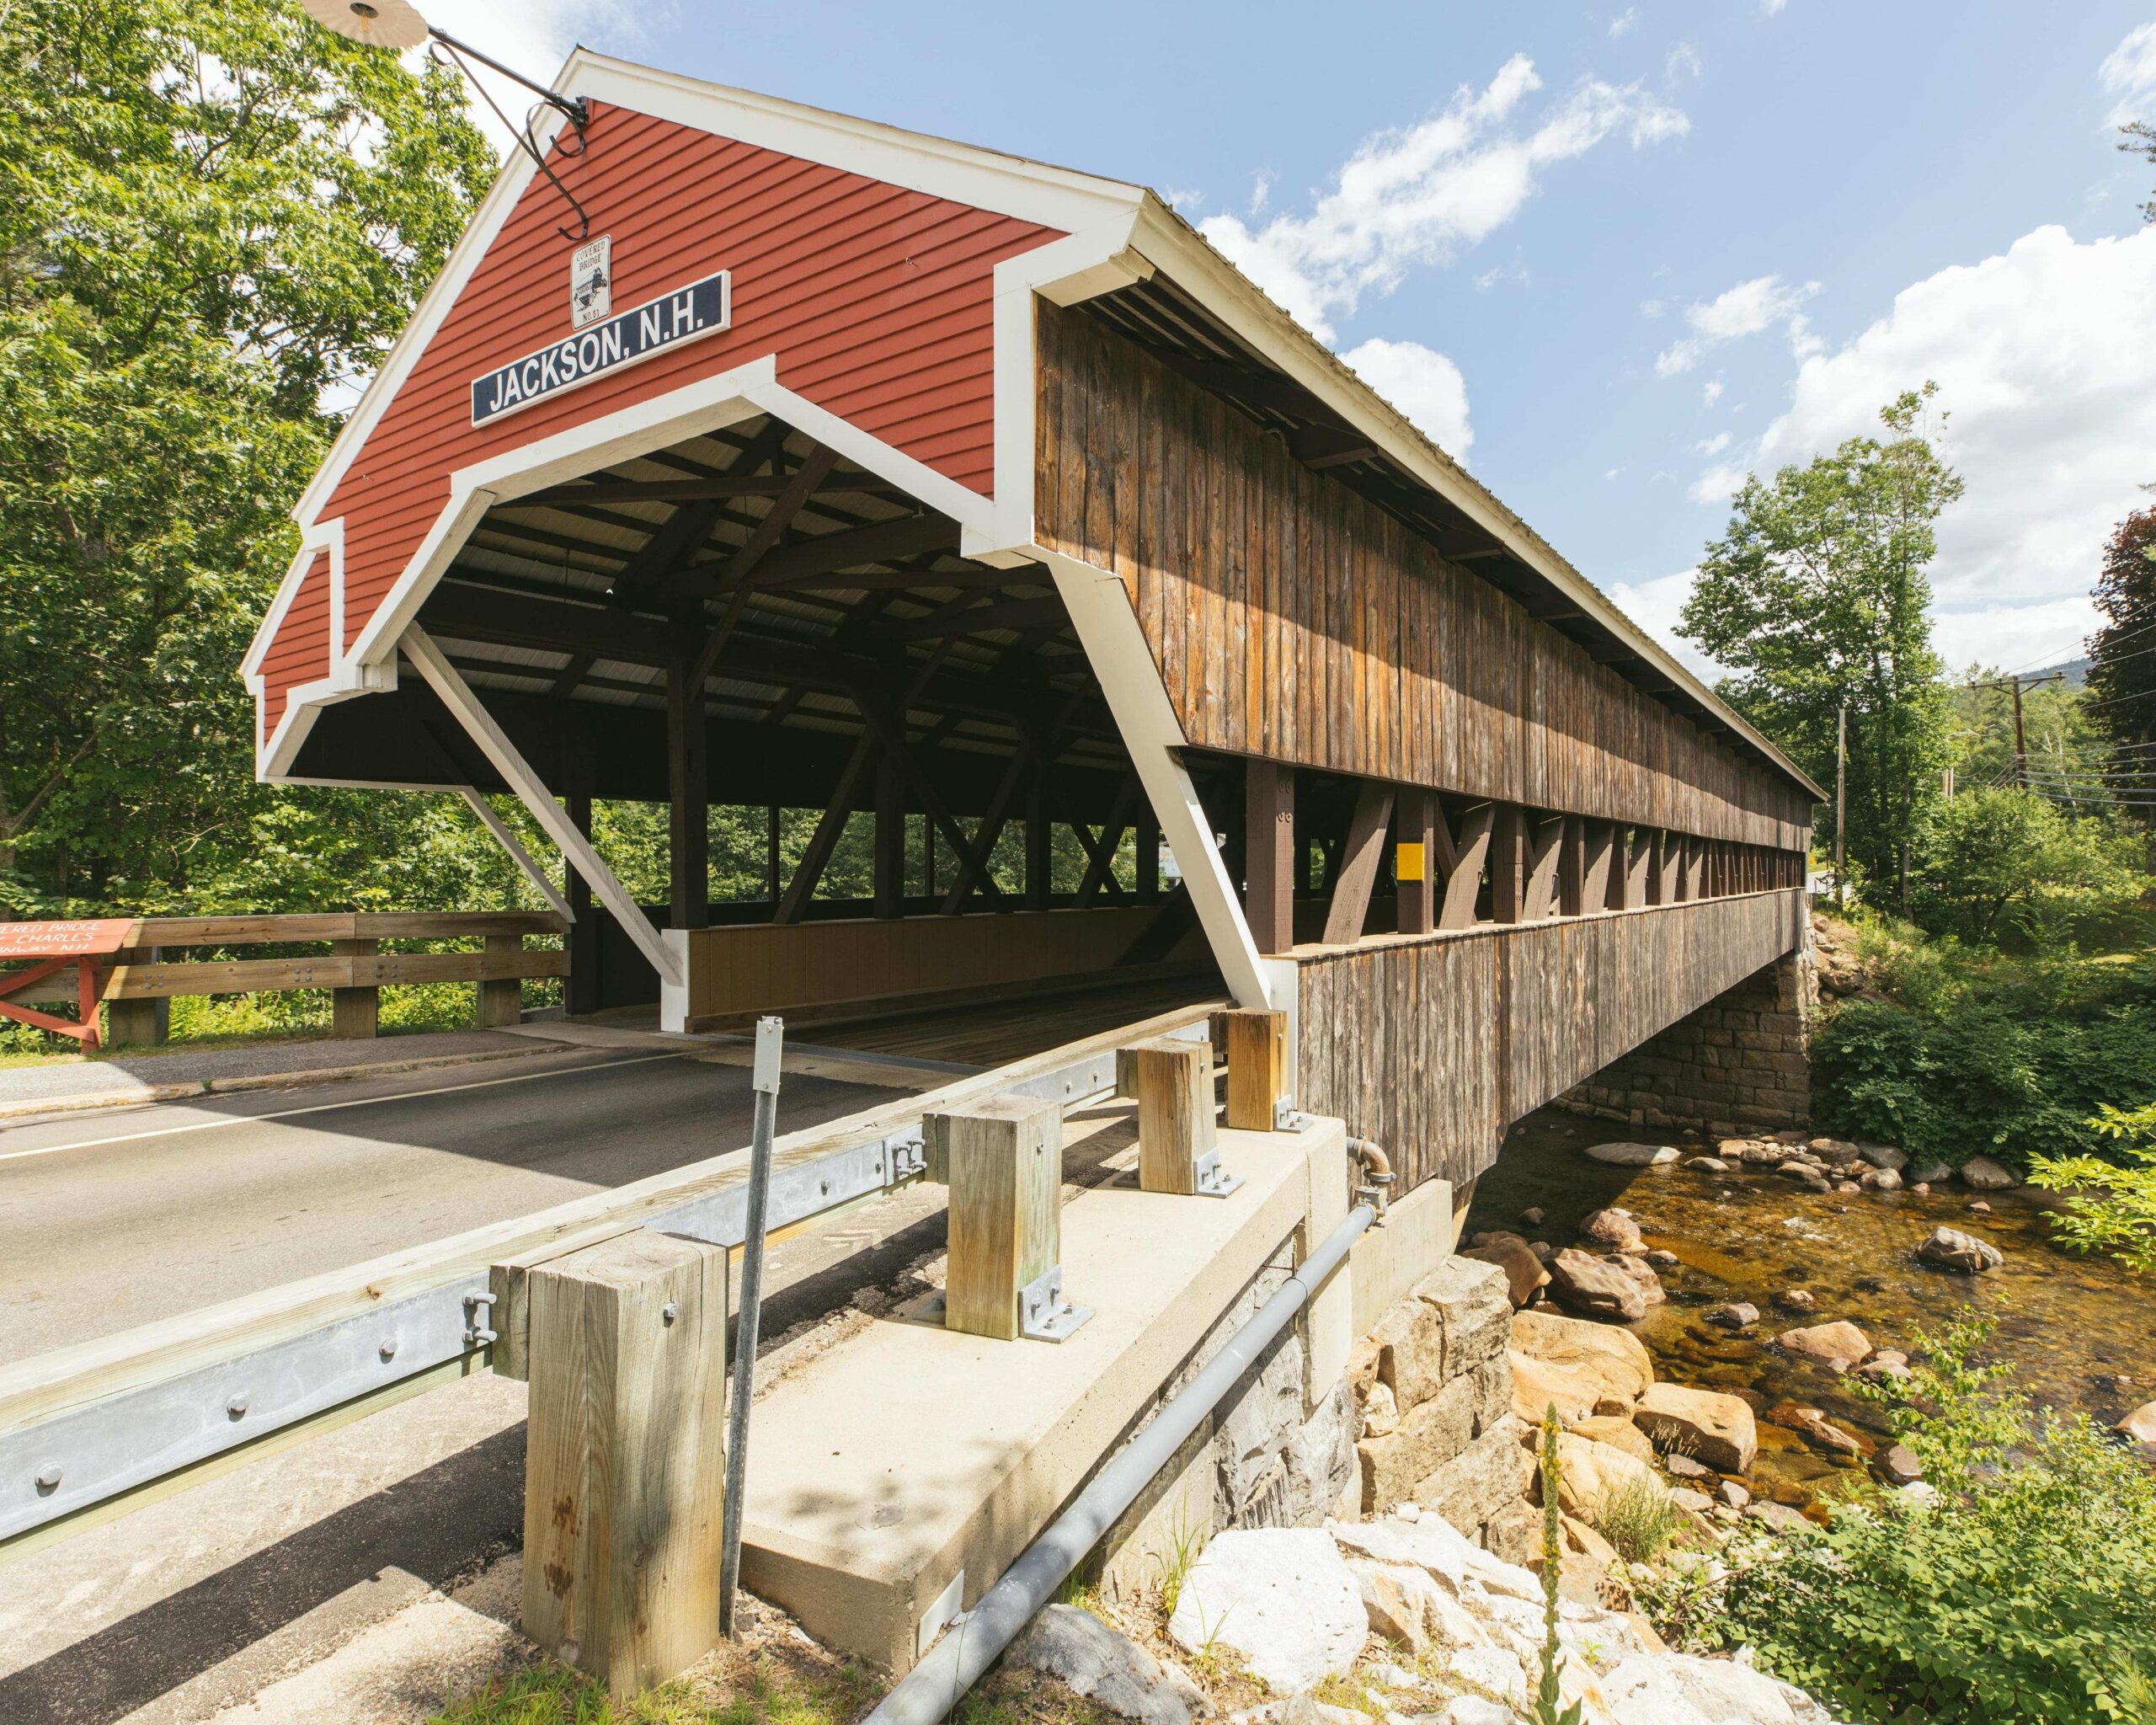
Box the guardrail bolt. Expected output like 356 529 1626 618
35 1465 61 1493
227 1395 248 1420
379 1339 398 1361
661 1301 679 1325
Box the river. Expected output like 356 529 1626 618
1465 1108 2156 1507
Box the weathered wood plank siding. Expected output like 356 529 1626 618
1034 303 1812 850
1296 889 1807 1188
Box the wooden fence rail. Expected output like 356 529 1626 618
2 911 568 1046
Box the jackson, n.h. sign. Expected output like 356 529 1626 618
470 270 731 427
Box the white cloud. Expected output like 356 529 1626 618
1760 0 1788 14
1717 224 2156 655
1162 186 1206 211
1475 260 1531 291
1932 595 2102 674
1199 56 1687 342
1666 42 1704 83
1655 274 1820 375
1701 376 1725 406
1604 568 1726 678
1695 431 1731 456
2100 21 2156 126
1689 462 1747 505
1609 8 1640 38
1341 337 1474 461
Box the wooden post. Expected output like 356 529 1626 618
106 995 168 1047
1244 760 1294 954
1582 820 1615 914
1437 802 1493 930
1624 829 1652 909
1396 790 1435 936
566 734 600 1017
666 656 709 930
939 1094 1065 1340
1321 780 1395 946
478 932 523 1028
1489 804 1527 922
1218 1007 1287 1131
332 937 380 1039
1126 1036 1217 1195
1025 770 1053 911
1556 815 1587 917
873 754 905 919
1135 820 1161 903
765 805 782 902
1524 814 1564 920
522 1230 728 1699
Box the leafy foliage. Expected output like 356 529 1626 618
1812 964 2156 1172
2031 1101 2156 1275
1679 386 1958 903
0 0 491 915
2087 509 2156 789
1531 1407 1585 1725
1908 786 2153 946
1650 1318 2156 1725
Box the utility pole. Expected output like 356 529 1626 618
1834 702 1847 910
1972 670 2064 788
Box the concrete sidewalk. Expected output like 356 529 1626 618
0 1023 687 1121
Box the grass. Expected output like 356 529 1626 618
1146 1504 1208 1623
1593 1477 1687 1565
433 1653 878 1725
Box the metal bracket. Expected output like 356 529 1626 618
1191 1151 1246 1199
463 1291 499 1348
1018 1266 1093 1343
889 1132 927 1179
1274 1098 1315 1132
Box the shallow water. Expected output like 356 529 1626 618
1465 1110 2156 1506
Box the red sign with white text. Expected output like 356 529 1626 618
0 920 137 959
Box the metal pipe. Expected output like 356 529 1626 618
719 1017 783 1637
863 1199 1378 1725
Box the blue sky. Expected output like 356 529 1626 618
434 1 2156 678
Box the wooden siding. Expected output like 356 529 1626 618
682 904 1190 1022
322 101 1059 658
1034 303 1813 849
257 549 330 744
1296 889 1808 1188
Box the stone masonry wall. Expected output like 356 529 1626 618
1561 946 1817 1137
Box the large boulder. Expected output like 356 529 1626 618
1907 1160 1952 1185
1462 1232 1550 1307
1580 1207 1647 1253
1858 1143 1908 1171
1774 1320 1872 1373
1601 1651 1814 1723
1342 1556 1481 1654
1548 1248 1648 1322
1332 1511 1544 1605
1009 1605 1211 1725
2116 1402 2156 1447
1358 1373 1476 1510
1585 1140 1679 1167
1512 1308 1654 1403
1917 1226 2004 1273
1704 1301 1760 1331
1605 1252 1668 1307
1510 1349 1601 1425
1958 1154 2018 1190
1569 1412 1659 1466
1633 1382 1758 1473
1167 1529 1364 1694
1766 1403 1863 1456
1412 1414 1534 1535
1368 1258 1513 1412
1542 1432 1666 1520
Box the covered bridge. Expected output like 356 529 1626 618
243 54 1821 1195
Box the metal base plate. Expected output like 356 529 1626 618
1018 1266 1094 1343
1193 1151 1246 1199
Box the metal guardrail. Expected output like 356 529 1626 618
0 1015 1211 1546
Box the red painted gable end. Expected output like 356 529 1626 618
270 100 1059 737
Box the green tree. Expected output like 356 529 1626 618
1680 386 1958 905
1945 666 2110 810
2124 119 2156 226
1908 784 2151 943
0 0 494 913
2086 510 2156 821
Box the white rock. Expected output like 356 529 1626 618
1367 1661 1418 1690
1601 1652 1806 1724
1448 1643 1529 1708
1169 1528 1365 1694
1438 1700 1514 1725
1332 1516 1543 1604
1585 1141 1680 1167
1008 1605 1211 1725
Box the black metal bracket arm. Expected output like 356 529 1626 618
428 28 593 241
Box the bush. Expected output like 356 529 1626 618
1643 1318 2156 1724
2031 1101 2156 1274
1811 937 2156 1172
1908 788 2153 949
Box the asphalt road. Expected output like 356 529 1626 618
0 1046 912 1365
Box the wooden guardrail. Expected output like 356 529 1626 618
2 912 568 1046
